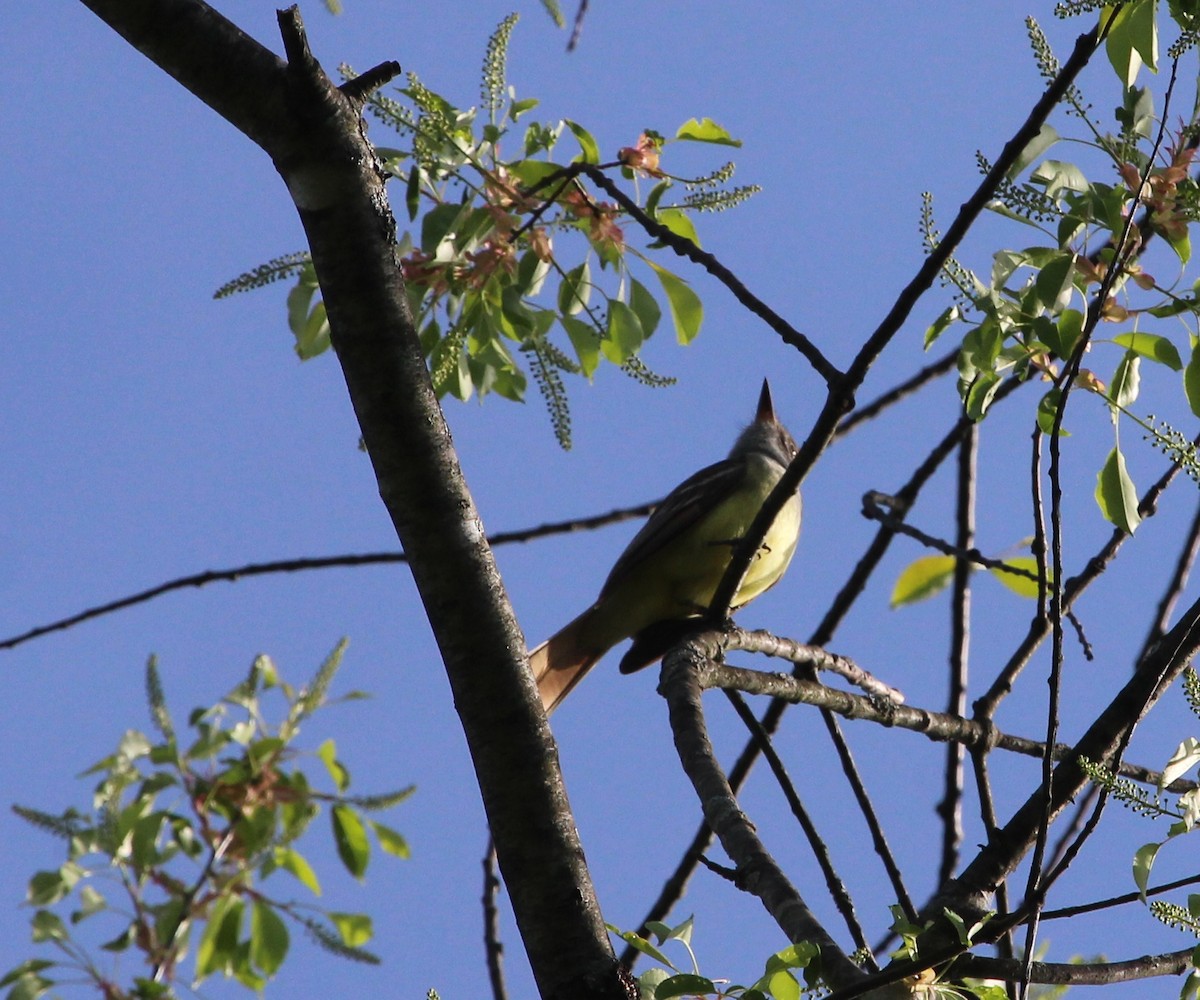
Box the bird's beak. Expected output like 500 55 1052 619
756 378 777 424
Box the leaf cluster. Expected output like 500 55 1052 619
924 10 1200 536
1 643 412 1000
220 16 753 448
609 917 821 1000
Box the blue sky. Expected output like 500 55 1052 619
5 3 1200 997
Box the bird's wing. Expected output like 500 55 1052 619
599 456 747 598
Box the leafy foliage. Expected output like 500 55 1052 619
218 15 755 447
2 645 411 998
609 917 821 1000
1079 667 1200 986
925 11 1200 530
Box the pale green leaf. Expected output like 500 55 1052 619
990 557 1048 599
563 119 600 164
1186 339 1200 417
1133 841 1160 899
655 208 700 248
890 555 957 608
1162 737 1200 790
250 900 289 976
674 117 741 146
924 304 961 350
1112 332 1184 370
654 974 716 998
370 820 412 859
648 261 703 344
1110 352 1141 409
1095 445 1142 533
332 805 370 880
273 846 322 896
329 911 374 947
602 299 645 363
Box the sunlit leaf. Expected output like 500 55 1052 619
1133 841 1160 899
890 555 957 608
654 974 716 998
563 119 600 164
1094 445 1142 533
332 805 370 880
991 557 1048 599
648 261 703 343
1112 332 1183 370
370 820 411 859
250 901 289 976
329 911 373 947
675 117 741 146
1162 737 1200 790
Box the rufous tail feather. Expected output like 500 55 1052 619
528 608 605 714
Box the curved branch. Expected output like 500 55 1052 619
658 635 865 992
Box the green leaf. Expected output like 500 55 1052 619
654 207 701 248
1037 388 1069 436
332 804 370 880
1168 226 1193 265
767 970 800 1000
405 164 420 222
1034 251 1076 312
318 739 351 793
1105 0 1158 87
0 960 55 991
1110 352 1141 409
1045 308 1084 359
628 278 662 338
2 971 54 1000
30 911 66 944
329 911 374 947
607 924 675 967
1133 840 1160 899
557 260 592 316
1095 445 1142 533
561 315 601 377
602 299 645 363
564 119 600 164
923 304 961 350
964 370 1001 421
674 117 741 146
991 557 1048 599
1186 339 1200 417
27 871 70 907
654 974 717 998
250 901 289 976
1162 737 1200 790
196 896 243 980
370 820 412 859
648 261 703 344
1031 159 1089 197
273 846 322 896
890 555 957 608
71 885 107 924
1112 332 1184 370
1009 123 1060 178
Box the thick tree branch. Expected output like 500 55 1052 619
75 3 626 997
933 594 1200 928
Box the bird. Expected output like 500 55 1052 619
528 379 802 712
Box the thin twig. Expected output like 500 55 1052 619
834 348 958 439
0 502 654 652
482 838 508 1000
723 689 877 968
937 428 976 887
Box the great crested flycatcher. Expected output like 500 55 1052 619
528 379 802 713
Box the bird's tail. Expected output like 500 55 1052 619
528 608 605 714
